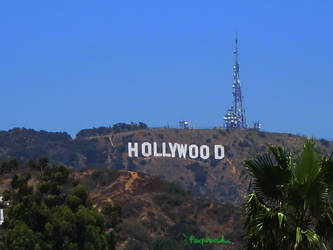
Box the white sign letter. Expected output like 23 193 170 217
168 143 177 158
188 144 199 159
128 142 138 157
200 145 210 160
214 145 224 160
177 144 188 159
142 142 152 157
153 142 162 157
162 142 171 157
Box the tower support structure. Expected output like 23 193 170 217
224 34 247 129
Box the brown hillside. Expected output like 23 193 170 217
80 169 244 249
0 127 332 206
80 128 333 205
0 168 245 249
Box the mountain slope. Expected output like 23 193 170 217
0 127 332 205
0 168 244 249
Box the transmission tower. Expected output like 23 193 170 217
224 34 247 129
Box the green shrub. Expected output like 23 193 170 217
168 220 203 241
121 202 140 219
238 140 249 147
103 203 122 228
153 194 182 207
127 159 137 171
211 203 234 224
160 183 185 195
257 131 266 138
81 169 119 189
224 146 233 158
127 239 145 250
121 220 150 243
186 163 207 185
219 130 227 136
151 237 180 250
139 159 146 165
210 159 219 167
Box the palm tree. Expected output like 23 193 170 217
243 138 333 249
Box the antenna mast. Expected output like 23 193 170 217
224 33 247 129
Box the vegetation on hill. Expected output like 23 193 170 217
243 139 333 249
0 158 121 250
76 122 148 138
80 169 244 249
0 128 76 167
0 161 245 249
1 127 333 249
0 126 332 205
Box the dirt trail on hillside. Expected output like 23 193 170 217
91 171 143 204
108 136 114 146
125 171 141 193
225 158 237 174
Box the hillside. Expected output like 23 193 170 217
0 168 244 249
0 127 332 205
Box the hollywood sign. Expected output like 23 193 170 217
128 142 224 160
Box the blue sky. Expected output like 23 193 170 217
1 1 332 139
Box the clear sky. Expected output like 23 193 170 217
1 1 332 139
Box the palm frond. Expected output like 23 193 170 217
321 156 333 190
269 145 292 170
295 138 321 184
243 139 333 250
243 151 291 201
